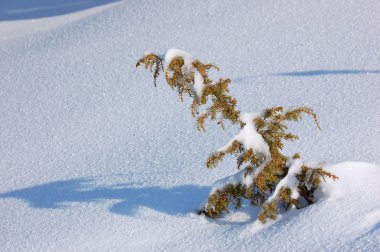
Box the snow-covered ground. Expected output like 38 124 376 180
1 0 379 251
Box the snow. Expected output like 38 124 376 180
164 48 194 68
209 169 245 195
216 112 270 164
193 71 204 98
163 48 205 97
0 1 122 43
267 158 303 202
1 0 380 251
237 112 270 158
209 112 272 193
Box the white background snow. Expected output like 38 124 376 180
1 0 379 251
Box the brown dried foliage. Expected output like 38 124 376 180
193 78 240 131
204 106 335 220
136 53 164 87
137 51 337 223
136 53 239 130
257 163 339 223
201 184 247 218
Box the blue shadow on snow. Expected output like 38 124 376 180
0 0 120 21
0 178 210 216
274 69 380 77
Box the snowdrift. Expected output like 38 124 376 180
1 0 379 251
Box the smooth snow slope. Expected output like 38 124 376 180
1 0 379 251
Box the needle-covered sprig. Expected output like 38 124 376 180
137 48 337 223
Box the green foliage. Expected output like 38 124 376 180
136 51 338 223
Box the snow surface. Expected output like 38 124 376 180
1 0 380 251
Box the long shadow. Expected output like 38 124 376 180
232 69 380 83
274 69 380 77
0 0 120 21
0 178 210 216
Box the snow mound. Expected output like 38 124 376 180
239 162 380 250
1 0 379 251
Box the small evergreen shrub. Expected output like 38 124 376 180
137 49 338 223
